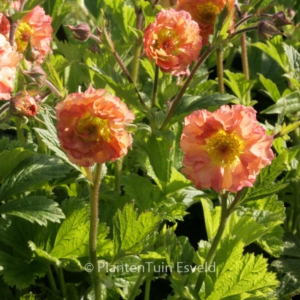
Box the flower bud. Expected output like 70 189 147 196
21 66 47 86
66 23 91 42
272 11 292 28
9 91 38 117
24 37 40 62
258 20 282 41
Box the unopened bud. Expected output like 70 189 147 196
66 23 91 42
272 11 292 28
9 91 38 117
258 20 282 41
21 66 47 86
24 38 40 62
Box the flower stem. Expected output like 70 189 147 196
57 267 67 299
216 48 225 94
160 45 214 130
240 33 251 105
144 278 151 300
114 158 123 194
47 265 57 292
152 65 159 108
131 6 143 85
15 117 25 144
128 268 144 300
194 191 229 294
96 28 148 111
88 163 103 300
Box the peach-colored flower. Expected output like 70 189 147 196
56 87 135 167
180 105 274 192
176 0 235 45
14 6 52 63
9 90 38 117
0 34 22 100
143 9 202 76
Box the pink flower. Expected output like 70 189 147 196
0 34 22 100
180 105 274 192
176 0 235 45
14 6 53 63
56 87 135 167
143 9 202 76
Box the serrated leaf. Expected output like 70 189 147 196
0 155 71 201
0 251 47 289
165 167 192 195
0 196 65 226
206 240 279 299
122 174 163 211
171 93 237 125
258 73 281 102
241 152 288 202
261 91 300 114
0 148 34 183
224 70 256 102
113 203 162 257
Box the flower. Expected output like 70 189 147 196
9 90 38 117
143 8 202 76
0 34 22 100
14 6 52 63
180 105 274 192
176 0 235 45
55 87 135 167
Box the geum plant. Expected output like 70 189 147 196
0 0 300 299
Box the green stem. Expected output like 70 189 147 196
240 33 251 106
131 6 143 85
194 192 229 294
57 267 67 299
160 45 214 130
216 48 225 94
15 117 25 144
114 158 123 194
47 266 57 292
152 65 159 108
144 278 151 300
128 268 144 300
224 46 235 70
89 164 103 300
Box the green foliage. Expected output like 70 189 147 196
113 203 162 257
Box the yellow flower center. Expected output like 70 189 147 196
196 2 221 24
15 21 34 53
205 131 242 166
77 116 111 142
156 28 180 54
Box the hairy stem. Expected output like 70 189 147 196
131 6 143 84
128 268 144 300
216 48 225 94
88 164 103 300
240 33 251 105
15 117 25 144
144 278 151 300
152 65 159 108
114 158 123 194
47 266 57 292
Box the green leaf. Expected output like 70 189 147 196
283 43 300 78
171 93 237 125
241 152 288 202
113 203 162 257
50 198 89 258
165 167 192 195
0 148 34 183
23 0 45 10
143 132 172 191
252 36 289 72
0 196 65 226
84 0 101 18
258 73 281 102
122 174 163 211
224 70 256 102
200 198 221 242
0 155 71 201
261 91 300 114
205 240 279 299
0 251 47 289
